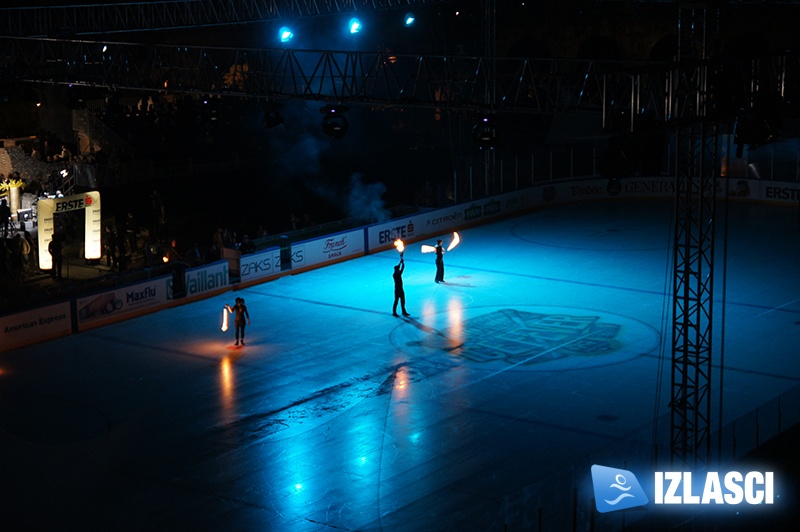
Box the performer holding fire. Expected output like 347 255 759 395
420 233 459 284
225 297 251 346
392 239 410 317
434 239 445 283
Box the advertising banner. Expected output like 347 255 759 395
0 302 72 352
239 247 282 283
76 278 168 329
37 191 102 270
726 179 800 205
298 228 365 268
168 261 230 300
366 190 531 252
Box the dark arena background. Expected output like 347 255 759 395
1 1 800 531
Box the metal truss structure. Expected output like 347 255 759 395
1 35 793 120
0 0 453 38
669 3 718 468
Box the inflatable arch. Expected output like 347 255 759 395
37 191 102 270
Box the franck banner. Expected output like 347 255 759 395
298 228 365 267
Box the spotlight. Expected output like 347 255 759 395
320 104 349 138
349 18 362 34
472 115 497 150
279 26 294 43
405 13 415 26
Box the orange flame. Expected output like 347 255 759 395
394 239 405 253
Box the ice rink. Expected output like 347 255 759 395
2 198 799 531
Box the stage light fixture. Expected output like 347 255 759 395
279 26 294 43
349 18 362 34
472 115 497 150
405 13 415 26
320 104 349 138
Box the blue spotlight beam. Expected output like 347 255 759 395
0 0 455 37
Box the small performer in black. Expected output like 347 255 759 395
434 239 445 283
392 259 410 317
225 297 251 346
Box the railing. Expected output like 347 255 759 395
490 384 800 531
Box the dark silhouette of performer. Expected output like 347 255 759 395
434 239 445 283
48 233 63 280
225 297 251 346
0 198 11 238
393 259 410 317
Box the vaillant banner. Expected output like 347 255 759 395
167 261 229 299
37 191 102 270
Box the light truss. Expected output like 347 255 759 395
0 36 657 116
0 0 453 38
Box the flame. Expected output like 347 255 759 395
221 308 229 332
394 239 405 253
420 245 436 253
162 256 169 263
447 231 460 252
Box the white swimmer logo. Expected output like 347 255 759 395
591 465 649 513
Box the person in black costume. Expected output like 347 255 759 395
392 259 410 317
48 233 63 280
225 297 251 346
0 198 11 238
434 239 445 283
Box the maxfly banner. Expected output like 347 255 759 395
0 302 72 352
76 278 168 329
239 247 282 283
299 229 365 268
167 261 229 299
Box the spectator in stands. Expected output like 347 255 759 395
53 144 72 162
104 224 117 268
125 211 138 254
0 198 11 238
48 233 64 280
31 145 42 160
240 234 256 254
187 242 203 267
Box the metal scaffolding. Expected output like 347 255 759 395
669 2 719 468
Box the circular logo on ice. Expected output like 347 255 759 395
391 306 659 370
